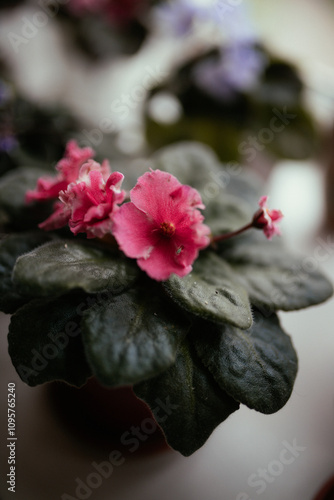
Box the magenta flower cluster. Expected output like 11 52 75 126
26 141 282 281
26 141 125 239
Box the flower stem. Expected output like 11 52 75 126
211 221 254 245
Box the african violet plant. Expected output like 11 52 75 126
0 140 332 456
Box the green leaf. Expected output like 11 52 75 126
219 231 287 267
151 141 263 206
219 233 333 312
0 232 53 313
204 194 250 235
230 262 333 312
13 240 139 297
164 251 252 329
194 310 298 414
81 283 190 386
134 339 239 456
152 141 222 194
8 294 92 387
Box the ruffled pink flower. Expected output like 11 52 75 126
26 140 94 203
112 169 210 281
253 195 283 239
40 159 125 239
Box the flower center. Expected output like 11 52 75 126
160 221 175 238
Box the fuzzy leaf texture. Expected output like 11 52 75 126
134 339 240 456
220 232 333 312
82 283 190 386
8 294 92 387
194 310 298 414
164 251 252 329
0 232 52 313
13 240 139 297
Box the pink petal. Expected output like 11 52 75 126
113 203 158 259
77 159 111 183
137 240 192 281
84 203 110 223
130 169 182 221
113 169 210 280
25 176 67 203
263 223 281 240
85 220 113 239
268 209 283 222
26 140 95 204
106 171 124 192
56 141 94 182
258 195 268 208
38 202 70 231
170 184 205 210
255 195 283 240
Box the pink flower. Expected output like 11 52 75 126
67 0 147 24
26 140 94 203
105 0 148 24
40 159 125 239
253 195 283 239
112 169 210 281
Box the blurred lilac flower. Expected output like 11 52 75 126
153 0 218 36
193 42 267 99
0 135 18 153
153 1 266 97
153 0 257 39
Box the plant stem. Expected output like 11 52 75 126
211 221 254 245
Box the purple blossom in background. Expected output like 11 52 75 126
153 0 266 98
153 1 198 36
154 0 257 39
0 135 18 153
193 42 267 99
153 0 220 36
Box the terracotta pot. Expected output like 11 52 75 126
48 377 170 456
323 123 334 233
314 475 334 500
